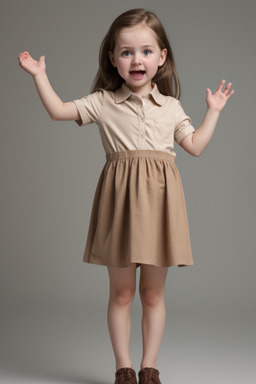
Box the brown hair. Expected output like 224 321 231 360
91 8 181 99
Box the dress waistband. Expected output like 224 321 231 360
106 150 176 162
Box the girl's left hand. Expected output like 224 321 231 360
206 80 234 112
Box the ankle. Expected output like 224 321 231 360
140 360 157 370
116 361 133 371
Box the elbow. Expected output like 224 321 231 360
184 147 203 157
189 142 204 157
192 150 202 157
48 111 57 120
50 113 59 121
49 105 65 121
192 148 205 157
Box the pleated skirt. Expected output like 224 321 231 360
83 150 193 268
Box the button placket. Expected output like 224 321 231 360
137 103 146 148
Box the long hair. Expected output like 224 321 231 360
91 8 181 99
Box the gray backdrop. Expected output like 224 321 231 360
1 0 255 383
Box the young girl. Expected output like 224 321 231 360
18 8 234 384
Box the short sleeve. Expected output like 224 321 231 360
73 90 104 126
174 100 195 144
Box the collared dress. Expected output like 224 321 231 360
73 83 195 267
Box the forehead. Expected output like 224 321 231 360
115 24 159 47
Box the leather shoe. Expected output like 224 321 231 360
114 367 138 384
138 367 161 384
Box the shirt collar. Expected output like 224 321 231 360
115 83 165 106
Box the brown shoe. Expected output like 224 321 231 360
114 368 138 384
138 367 161 384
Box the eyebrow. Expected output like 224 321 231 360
118 44 155 51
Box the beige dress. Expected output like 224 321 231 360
73 83 195 267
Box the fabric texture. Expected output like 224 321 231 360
73 83 194 268
73 83 195 156
83 150 193 268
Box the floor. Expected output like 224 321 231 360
1 305 255 384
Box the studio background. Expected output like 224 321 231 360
1 0 255 383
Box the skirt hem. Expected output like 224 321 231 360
83 253 194 268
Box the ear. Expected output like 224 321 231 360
158 48 167 67
108 51 116 67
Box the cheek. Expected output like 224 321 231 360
117 59 129 71
147 57 161 70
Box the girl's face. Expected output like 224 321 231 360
109 24 167 97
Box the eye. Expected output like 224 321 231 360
121 50 131 57
144 49 152 56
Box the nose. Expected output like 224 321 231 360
132 52 142 65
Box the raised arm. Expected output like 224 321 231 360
180 80 234 156
18 51 79 121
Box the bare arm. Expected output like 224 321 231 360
18 51 79 121
180 80 234 156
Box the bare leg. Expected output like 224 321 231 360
139 265 168 369
107 264 137 370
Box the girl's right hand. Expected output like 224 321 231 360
18 51 46 77
18 50 79 121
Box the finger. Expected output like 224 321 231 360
206 88 212 98
19 51 30 61
21 51 30 59
18 53 26 65
18 52 26 60
39 55 45 64
216 79 226 92
223 82 232 96
226 89 235 99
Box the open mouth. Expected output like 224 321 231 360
130 70 146 80
130 70 145 75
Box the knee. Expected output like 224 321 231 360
140 287 163 307
111 287 135 307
